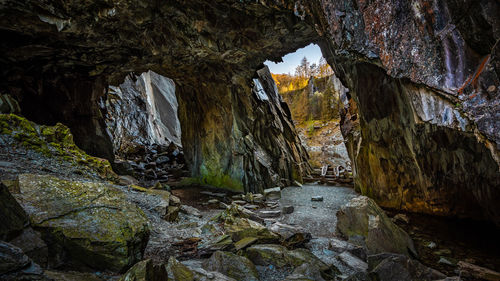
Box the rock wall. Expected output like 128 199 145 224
103 70 181 155
310 0 500 223
178 66 310 192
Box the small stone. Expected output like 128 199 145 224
253 194 264 203
170 195 181 206
156 155 170 165
234 237 258 250
129 184 149 192
232 200 247 205
263 187 281 200
208 199 219 204
426 242 437 249
392 213 409 224
243 204 259 210
232 194 243 200
180 205 202 217
438 257 454 266
164 206 180 222
282 205 294 214
311 196 323 201
258 210 281 218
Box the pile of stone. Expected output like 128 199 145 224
113 142 188 185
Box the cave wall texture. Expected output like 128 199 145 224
0 0 499 223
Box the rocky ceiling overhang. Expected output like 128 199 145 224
1 0 499 224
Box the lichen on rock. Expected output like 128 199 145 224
15 174 150 272
0 114 117 181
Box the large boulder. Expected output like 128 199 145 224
203 251 259 281
0 182 28 240
15 174 150 272
336 196 417 257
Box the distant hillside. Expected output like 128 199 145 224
272 73 340 122
271 70 351 169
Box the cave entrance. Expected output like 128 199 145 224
102 71 188 187
264 43 353 184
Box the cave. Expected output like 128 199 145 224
1 0 500 280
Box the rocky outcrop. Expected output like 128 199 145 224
336 196 417 257
14 174 150 272
0 114 117 181
315 0 500 223
103 70 181 155
0 0 498 222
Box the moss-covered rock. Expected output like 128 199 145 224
16 174 150 272
166 257 194 281
336 196 417 257
202 251 259 281
0 114 117 181
245 244 289 267
119 259 168 281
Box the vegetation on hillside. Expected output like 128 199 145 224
271 57 340 122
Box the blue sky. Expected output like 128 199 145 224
264 43 323 74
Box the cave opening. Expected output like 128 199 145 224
264 43 353 185
101 70 188 188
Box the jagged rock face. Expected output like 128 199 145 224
0 1 499 221
0 0 316 193
320 0 500 223
103 70 182 154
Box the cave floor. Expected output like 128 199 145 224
279 184 358 237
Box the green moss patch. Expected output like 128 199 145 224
0 114 117 181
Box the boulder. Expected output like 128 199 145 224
245 244 328 271
15 174 150 272
9 227 48 267
0 241 47 280
225 217 280 243
368 253 446 281
336 196 417 257
203 251 259 281
245 244 289 267
119 259 168 281
0 182 28 240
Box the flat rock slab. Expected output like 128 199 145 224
16 174 150 272
259 210 281 218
